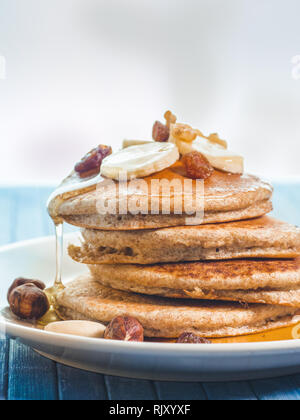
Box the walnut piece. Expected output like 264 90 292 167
172 123 199 143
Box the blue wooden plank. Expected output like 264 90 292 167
57 365 108 400
250 376 300 400
202 381 257 400
289 373 300 393
104 376 157 400
8 341 58 400
0 336 9 400
0 188 19 400
154 382 207 400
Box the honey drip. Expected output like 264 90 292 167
40 170 102 327
38 223 65 326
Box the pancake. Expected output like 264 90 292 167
69 217 300 265
56 275 300 338
51 164 273 230
63 199 272 230
89 258 300 307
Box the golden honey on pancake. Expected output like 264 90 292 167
49 162 273 218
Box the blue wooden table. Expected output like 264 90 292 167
0 183 300 400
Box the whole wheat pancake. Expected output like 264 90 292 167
63 199 272 230
56 276 300 338
50 164 273 230
69 217 300 265
89 258 300 307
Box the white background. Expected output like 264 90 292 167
0 0 299 183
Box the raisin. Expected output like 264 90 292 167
177 332 211 344
152 121 170 142
75 144 112 178
182 151 214 180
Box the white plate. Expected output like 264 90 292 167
2 234 300 382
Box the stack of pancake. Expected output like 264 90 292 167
51 164 300 339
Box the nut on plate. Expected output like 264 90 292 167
45 320 106 338
8 282 49 320
182 151 214 180
104 316 144 342
177 332 212 344
7 277 46 303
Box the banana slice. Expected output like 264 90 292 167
101 142 179 180
122 139 154 149
176 137 244 174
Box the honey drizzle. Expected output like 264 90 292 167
38 223 65 326
54 223 64 288
40 171 102 327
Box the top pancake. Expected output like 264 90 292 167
50 163 273 230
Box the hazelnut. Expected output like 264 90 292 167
7 277 46 303
104 316 144 342
8 283 50 320
177 332 212 344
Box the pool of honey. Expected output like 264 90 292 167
146 325 299 344
212 325 297 344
